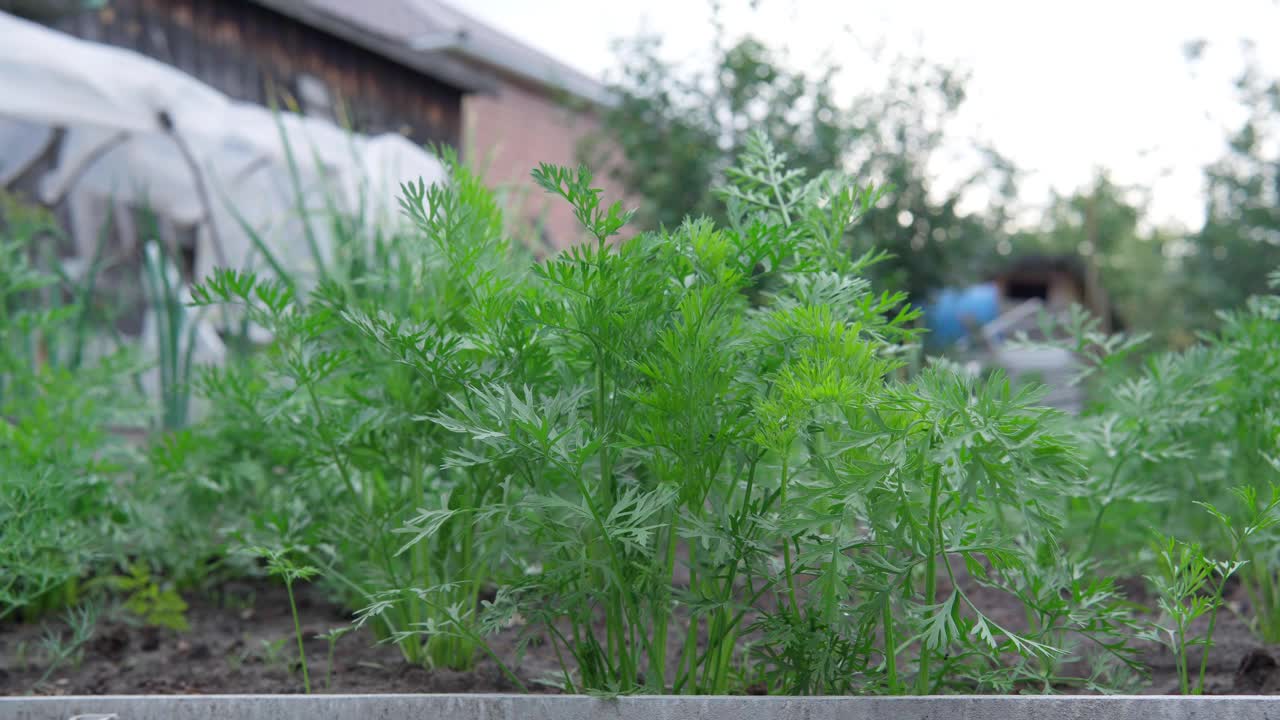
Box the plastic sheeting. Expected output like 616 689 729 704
0 10 448 294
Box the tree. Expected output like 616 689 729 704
1010 173 1192 346
583 24 1016 301
1189 61 1280 326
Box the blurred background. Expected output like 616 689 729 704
1 0 1278 400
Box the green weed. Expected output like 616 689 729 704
102 562 190 631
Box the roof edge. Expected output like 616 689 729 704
407 0 615 107
445 40 617 109
248 0 500 95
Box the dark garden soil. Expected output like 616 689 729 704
3 574 1280 696
0 579 559 696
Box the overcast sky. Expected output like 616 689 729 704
460 0 1280 230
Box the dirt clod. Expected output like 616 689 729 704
139 626 161 652
88 625 129 660
189 643 212 660
1234 648 1280 693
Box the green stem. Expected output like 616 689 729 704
882 593 900 694
595 357 613 506
410 461 429 666
710 616 735 694
547 626 577 693
470 626 530 693
1197 539 1243 694
1084 445 1137 558
1177 623 1190 695
676 543 701 693
650 507 679 692
591 348 626 686
325 637 337 690
567 469 652 689
460 513 480 668
285 579 311 694
1268 565 1280 643
780 455 800 615
916 464 942 695
766 163 794 227
303 383 362 510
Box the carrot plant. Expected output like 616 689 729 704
1193 276 1280 642
0 214 138 621
7 117 1280 696
178 131 1190 694
1141 482 1280 695
247 546 321 693
1142 536 1230 695
1040 272 1280 643
363 133 1140 694
1005 269 1280 690
190 151 532 672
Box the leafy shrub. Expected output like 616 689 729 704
103 562 190 631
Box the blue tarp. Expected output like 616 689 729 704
923 283 1000 346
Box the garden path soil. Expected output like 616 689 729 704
3 576 1280 696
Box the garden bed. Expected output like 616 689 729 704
3 578 1279 697
8 137 1280 702
0 580 536 696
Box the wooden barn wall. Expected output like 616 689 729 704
49 0 463 148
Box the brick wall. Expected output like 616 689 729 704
462 77 632 255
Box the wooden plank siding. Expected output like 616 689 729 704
47 0 464 148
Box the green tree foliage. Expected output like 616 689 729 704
1009 174 1192 347
584 26 1015 300
1190 62 1280 326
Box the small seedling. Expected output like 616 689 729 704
315 626 354 690
1140 537 1230 695
217 588 257 613
33 603 98 690
1141 484 1280 694
258 636 290 672
243 546 319 693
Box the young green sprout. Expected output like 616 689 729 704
244 546 319 694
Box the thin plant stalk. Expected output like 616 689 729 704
916 463 943 695
284 577 311 694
